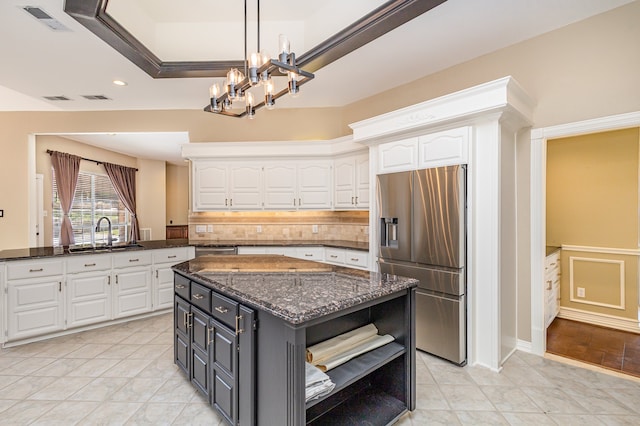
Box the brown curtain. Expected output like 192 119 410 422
103 163 140 243
50 151 81 247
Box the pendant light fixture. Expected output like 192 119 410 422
204 0 314 118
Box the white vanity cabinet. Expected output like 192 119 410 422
334 152 369 209
545 250 561 328
152 246 194 311
193 161 262 211
66 254 113 328
6 259 65 341
112 251 152 319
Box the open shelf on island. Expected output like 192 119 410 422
306 341 405 409
307 387 407 426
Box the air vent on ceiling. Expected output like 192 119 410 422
43 95 72 101
82 95 112 101
22 6 70 32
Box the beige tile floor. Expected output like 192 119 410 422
0 313 639 425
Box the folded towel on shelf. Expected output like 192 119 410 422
306 323 379 364
305 362 335 402
315 334 394 372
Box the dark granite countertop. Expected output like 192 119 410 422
0 239 368 262
191 239 369 251
0 239 192 261
173 255 417 326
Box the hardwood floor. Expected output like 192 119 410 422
547 317 640 378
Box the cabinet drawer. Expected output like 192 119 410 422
295 246 324 261
191 282 211 312
7 259 64 280
112 251 152 268
324 248 345 264
345 250 368 269
152 247 188 264
175 274 191 300
66 254 111 273
211 292 239 328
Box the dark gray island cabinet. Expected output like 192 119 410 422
173 255 417 425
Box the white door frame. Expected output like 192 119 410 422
529 111 640 356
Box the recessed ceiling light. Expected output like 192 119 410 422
113 80 127 86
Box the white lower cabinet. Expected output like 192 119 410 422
152 247 195 311
239 245 370 270
113 266 152 319
3 247 194 344
66 271 112 328
7 275 64 341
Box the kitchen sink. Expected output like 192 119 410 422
67 243 144 253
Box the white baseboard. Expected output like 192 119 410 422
516 339 533 353
558 307 640 334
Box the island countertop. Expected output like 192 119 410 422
172 254 417 325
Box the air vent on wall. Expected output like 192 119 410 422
43 95 72 101
82 95 111 100
22 6 70 32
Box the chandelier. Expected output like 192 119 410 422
204 0 314 119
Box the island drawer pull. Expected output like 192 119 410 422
193 294 204 300
29 268 43 273
84 263 96 267
207 326 213 344
129 258 139 262
183 312 192 328
176 284 186 289
235 315 244 335
215 306 228 314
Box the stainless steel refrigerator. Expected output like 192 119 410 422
377 165 466 365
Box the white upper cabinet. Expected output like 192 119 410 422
193 161 262 211
334 152 369 209
263 161 332 210
378 126 470 174
263 164 298 209
297 161 332 209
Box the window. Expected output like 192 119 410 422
52 171 131 246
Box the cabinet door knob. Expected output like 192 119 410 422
193 294 204 300
176 284 186 289
215 306 229 314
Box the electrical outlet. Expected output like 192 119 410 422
195 225 206 233
256 225 262 233
207 225 214 233
312 224 318 234
577 287 586 298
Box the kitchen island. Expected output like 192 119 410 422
173 255 417 425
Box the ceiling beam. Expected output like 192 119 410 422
64 0 446 79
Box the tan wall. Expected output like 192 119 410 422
0 108 343 250
547 127 639 320
340 1 640 132
35 135 138 245
136 158 167 241
546 128 639 248
166 164 189 226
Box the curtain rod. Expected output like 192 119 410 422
46 149 138 171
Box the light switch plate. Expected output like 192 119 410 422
312 225 318 234
207 225 214 233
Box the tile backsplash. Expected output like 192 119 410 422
189 211 369 243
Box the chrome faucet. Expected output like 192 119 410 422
96 216 113 246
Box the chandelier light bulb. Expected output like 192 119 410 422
246 92 255 119
209 83 221 112
288 71 299 98
248 52 261 86
264 79 275 110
